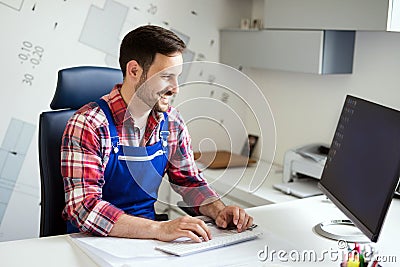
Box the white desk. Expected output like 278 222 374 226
248 196 400 266
158 161 298 218
1 196 399 267
202 161 298 206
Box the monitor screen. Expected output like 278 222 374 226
319 95 400 242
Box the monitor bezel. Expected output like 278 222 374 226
318 182 391 242
318 95 400 243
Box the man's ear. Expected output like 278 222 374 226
126 60 143 80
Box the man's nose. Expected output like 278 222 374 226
169 77 179 94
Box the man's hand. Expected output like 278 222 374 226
214 206 253 232
198 199 254 233
156 215 212 243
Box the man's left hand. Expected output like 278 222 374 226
214 206 253 232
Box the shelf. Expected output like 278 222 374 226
220 29 355 74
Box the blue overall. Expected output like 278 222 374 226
67 99 169 233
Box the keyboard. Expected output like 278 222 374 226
155 224 262 256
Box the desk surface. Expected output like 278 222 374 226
1 196 399 267
162 161 298 219
202 161 298 205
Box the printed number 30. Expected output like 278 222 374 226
22 73 34 86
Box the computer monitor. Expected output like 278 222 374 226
316 95 400 242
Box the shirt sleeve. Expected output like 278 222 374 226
61 107 123 236
166 110 219 214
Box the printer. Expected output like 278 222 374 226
274 144 329 198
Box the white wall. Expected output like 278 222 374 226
244 31 400 164
0 0 250 241
3 0 399 242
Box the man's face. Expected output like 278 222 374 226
135 53 183 112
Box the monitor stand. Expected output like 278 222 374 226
313 220 370 243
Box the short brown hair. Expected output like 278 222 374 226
119 25 186 77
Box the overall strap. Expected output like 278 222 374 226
159 112 170 148
96 99 119 153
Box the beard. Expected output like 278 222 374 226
134 73 169 112
154 101 169 112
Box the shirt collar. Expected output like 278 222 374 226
107 84 128 127
107 84 168 128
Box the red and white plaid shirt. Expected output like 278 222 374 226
61 85 218 236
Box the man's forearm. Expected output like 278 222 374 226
109 213 161 239
109 213 213 242
198 198 226 220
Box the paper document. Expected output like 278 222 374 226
68 234 170 266
67 217 295 267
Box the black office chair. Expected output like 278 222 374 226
38 66 123 237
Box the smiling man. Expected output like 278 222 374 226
61 25 253 242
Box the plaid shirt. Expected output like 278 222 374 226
61 85 218 236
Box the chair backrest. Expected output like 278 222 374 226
38 66 123 237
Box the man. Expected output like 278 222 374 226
61 25 253 243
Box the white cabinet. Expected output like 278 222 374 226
220 29 355 74
264 0 400 32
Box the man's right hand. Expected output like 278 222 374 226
156 215 212 243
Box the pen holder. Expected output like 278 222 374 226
340 243 382 267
